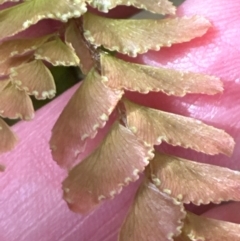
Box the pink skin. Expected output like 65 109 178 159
0 0 239 240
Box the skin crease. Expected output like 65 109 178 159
0 0 240 240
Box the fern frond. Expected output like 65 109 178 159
50 68 123 169
123 98 234 156
150 152 240 204
0 83 34 120
0 34 52 63
0 54 31 76
10 60 56 99
0 0 238 240
62 121 154 213
119 178 186 241
34 37 80 66
0 0 87 39
176 212 240 241
101 53 223 95
87 0 176 14
0 117 17 154
83 13 210 56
